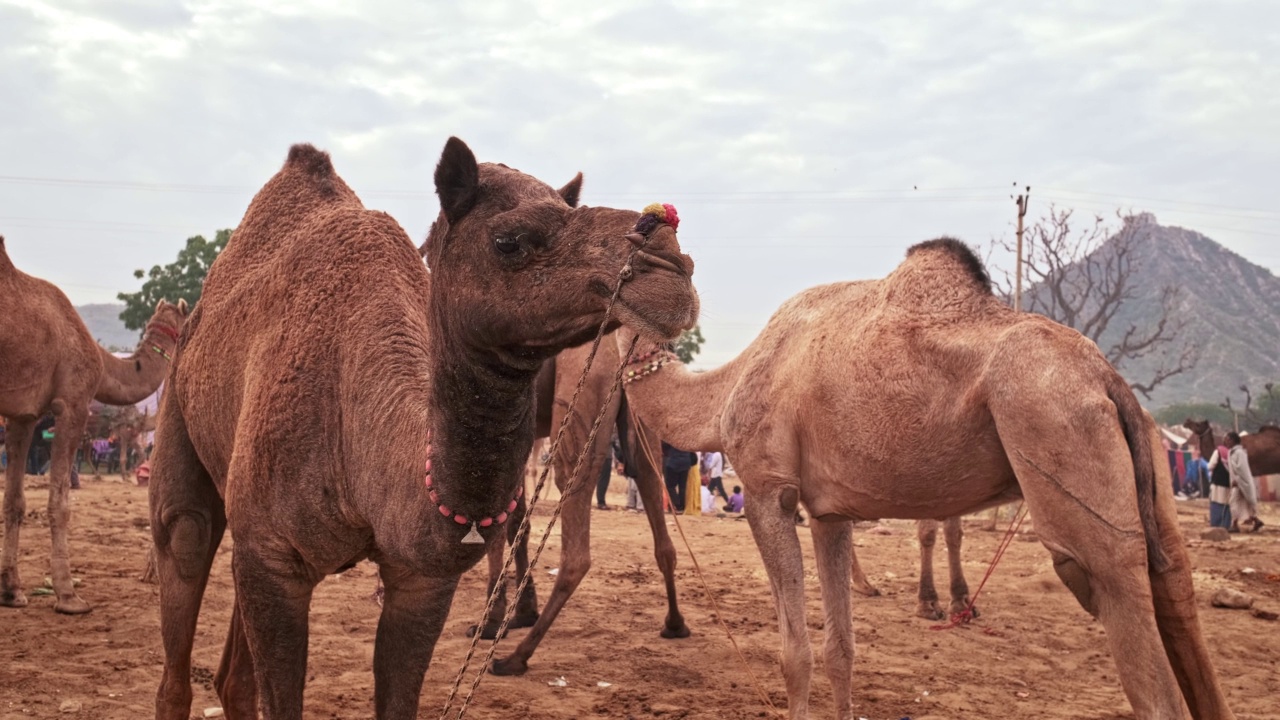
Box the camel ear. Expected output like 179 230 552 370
434 137 479 224
558 173 583 208
177 298 189 315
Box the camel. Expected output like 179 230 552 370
620 238 1233 719
465 339 691 677
0 235 185 614
1183 419 1280 477
147 140 697 720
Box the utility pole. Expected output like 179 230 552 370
1013 187 1030 311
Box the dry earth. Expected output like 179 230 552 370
2 475 1278 719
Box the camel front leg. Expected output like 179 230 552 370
915 519 943 620
466 530 512 640
230 542 315 720
48 404 90 614
745 480 812 720
215 602 259 720
632 419 689 638
1 417 34 608
373 563 459 720
492 463 595 676
811 517 855 720
150 413 226 720
943 516 976 617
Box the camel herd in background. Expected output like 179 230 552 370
0 138 1256 719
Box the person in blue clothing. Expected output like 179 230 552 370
1181 446 1209 499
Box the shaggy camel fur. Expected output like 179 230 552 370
0 236 185 614
465 339 690 676
1184 419 1280 476
148 140 697 720
621 238 1233 719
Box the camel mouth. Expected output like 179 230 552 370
611 287 699 342
634 249 686 276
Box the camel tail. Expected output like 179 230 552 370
1107 375 1171 574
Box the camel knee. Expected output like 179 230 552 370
943 518 963 547
558 551 592 588
918 520 939 548
158 512 213 581
653 539 677 575
1052 553 1098 618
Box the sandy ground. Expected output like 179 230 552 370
1 474 1278 720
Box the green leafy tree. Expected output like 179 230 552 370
1152 402 1234 429
117 229 232 331
673 324 705 364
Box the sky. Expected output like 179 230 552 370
2 0 1277 368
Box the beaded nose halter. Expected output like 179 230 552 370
424 433 525 545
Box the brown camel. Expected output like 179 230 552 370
465 338 691 677
621 238 1233 719
1183 419 1280 476
148 140 697 720
0 236 185 614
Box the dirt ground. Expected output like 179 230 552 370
1 474 1278 720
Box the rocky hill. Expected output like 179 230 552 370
75 303 138 351
1031 214 1280 409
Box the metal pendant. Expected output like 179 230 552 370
461 522 485 545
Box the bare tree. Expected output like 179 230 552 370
989 206 1198 400
1221 382 1280 429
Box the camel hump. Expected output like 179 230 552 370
905 237 992 293
285 143 336 180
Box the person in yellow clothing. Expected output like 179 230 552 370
686 460 701 515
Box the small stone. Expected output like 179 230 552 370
1200 528 1231 542
59 700 81 713
1250 607 1278 621
203 708 224 718
1210 588 1253 609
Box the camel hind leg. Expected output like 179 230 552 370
1141 425 1235 719
1 416 35 608
848 540 880 597
997 407 1183 717
915 519 943 620
942 516 975 617
811 517 855 720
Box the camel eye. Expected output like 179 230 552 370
494 235 521 255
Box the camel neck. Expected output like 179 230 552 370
621 347 742 452
93 326 177 405
425 340 538 519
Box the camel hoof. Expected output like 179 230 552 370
54 595 92 615
465 623 506 640
917 602 945 621
0 591 29 608
510 611 539 630
660 622 691 639
852 583 882 598
489 656 528 677
950 601 979 619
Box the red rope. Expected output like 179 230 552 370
930 502 1028 631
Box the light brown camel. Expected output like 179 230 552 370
1183 419 1280 476
147 140 697 720
621 238 1233 719
465 338 690 677
0 235 185 614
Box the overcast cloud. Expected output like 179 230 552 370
2 0 1276 366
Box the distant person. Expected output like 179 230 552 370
725 485 744 514
615 436 644 513
1207 443 1233 530
661 441 696 514
1226 432 1262 533
702 451 728 502
1182 446 1209 499
27 414 55 475
595 434 616 511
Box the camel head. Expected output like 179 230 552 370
424 137 698 362
144 299 189 343
1182 418 1216 457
